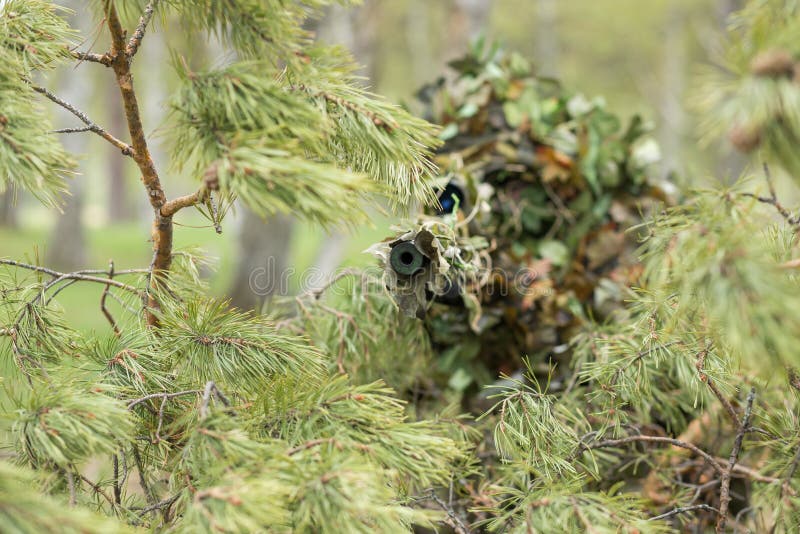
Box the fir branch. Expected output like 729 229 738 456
28 83 133 156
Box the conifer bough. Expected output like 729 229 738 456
0 1 465 532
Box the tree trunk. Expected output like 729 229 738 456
535 0 560 76
308 2 378 287
46 0 89 270
0 191 17 228
657 8 687 177
106 80 132 222
715 0 747 180
228 2 387 307
443 0 494 62
228 211 293 309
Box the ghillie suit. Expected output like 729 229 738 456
370 41 673 399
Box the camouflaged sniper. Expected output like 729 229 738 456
371 41 672 382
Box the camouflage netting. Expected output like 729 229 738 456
371 41 674 398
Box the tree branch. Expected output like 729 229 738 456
28 83 133 156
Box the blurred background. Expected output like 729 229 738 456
0 0 745 330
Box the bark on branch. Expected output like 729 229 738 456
160 187 208 218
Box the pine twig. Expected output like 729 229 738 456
154 394 168 443
696 345 739 426
160 186 208 217
585 435 725 477
716 387 756 533
101 260 121 336
71 50 113 66
132 444 157 507
741 162 800 230
126 390 202 410
199 382 230 419
287 438 337 456
0 259 140 294
428 490 471 534
77 473 116 508
207 193 223 234
138 492 181 516
28 83 133 155
649 504 719 522
113 453 121 506
51 126 93 134
126 1 160 58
